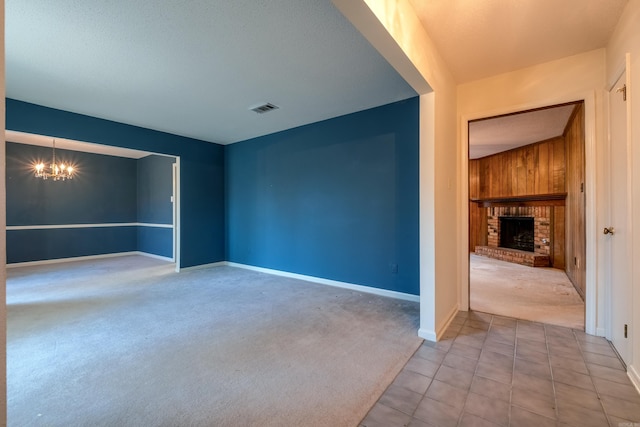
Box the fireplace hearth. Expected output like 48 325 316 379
475 206 552 267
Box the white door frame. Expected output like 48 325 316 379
173 158 181 272
459 91 599 336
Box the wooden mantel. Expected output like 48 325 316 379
470 193 567 207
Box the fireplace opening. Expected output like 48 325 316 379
499 217 534 252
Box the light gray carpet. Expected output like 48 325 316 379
470 254 585 330
8 256 422 427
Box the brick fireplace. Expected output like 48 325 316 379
476 206 552 267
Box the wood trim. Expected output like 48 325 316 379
468 101 582 125
471 193 567 207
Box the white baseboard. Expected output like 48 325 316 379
7 222 173 230
418 328 437 342
179 261 227 272
437 304 460 339
418 304 459 343
596 327 606 337
7 251 174 268
628 364 640 394
134 251 174 262
226 262 420 303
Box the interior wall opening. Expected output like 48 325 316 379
5 131 180 270
467 101 586 330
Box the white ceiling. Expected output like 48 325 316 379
6 0 416 145
408 0 628 83
5 130 154 159
6 0 628 151
469 104 577 159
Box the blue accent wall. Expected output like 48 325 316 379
137 155 174 224
7 142 138 225
7 227 137 264
6 99 225 268
137 227 173 259
225 98 419 295
137 154 175 258
6 142 140 263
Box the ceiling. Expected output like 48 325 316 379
6 0 416 145
5 131 153 159
408 0 628 83
6 0 628 150
469 104 577 159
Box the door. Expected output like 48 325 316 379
609 71 631 364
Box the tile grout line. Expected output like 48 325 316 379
574 329 616 427
509 320 519 427
406 317 462 423
409 339 434 421
543 324 560 423
454 314 493 427
418 320 458 424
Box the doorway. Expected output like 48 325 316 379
467 102 586 329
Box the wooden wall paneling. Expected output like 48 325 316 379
490 154 501 198
533 144 541 194
502 151 512 196
479 157 489 197
469 159 479 199
473 137 565 200
479 206 487 247
565 125 574 287
563 103 586 299
538 142 549 194
469 201 476 252
469 202 485 252
553 137 566 193
517 149 527 195
548 139 555 194
469 160 480 252
553 206 566 269
526 144 535 194
510 151 518 197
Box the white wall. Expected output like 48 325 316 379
334 0 460 340
606 0 640 391
360 0 460 341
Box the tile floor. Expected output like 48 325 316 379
360 311 640 427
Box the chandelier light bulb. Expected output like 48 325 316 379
34 139 75 181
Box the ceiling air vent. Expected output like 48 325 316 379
250 103 279 114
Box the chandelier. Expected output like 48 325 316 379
34 140 74 181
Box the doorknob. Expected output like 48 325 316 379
604 227 615 235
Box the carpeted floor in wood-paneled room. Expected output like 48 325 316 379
470 254 585 330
